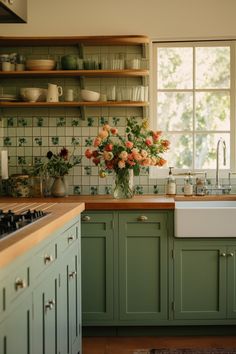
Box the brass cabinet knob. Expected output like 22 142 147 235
45 299 55 310
44 255 53 264
220 252 226 257
228 252 234 257
82 215 91 222
137 215 148 222
15 278 27 291
69 271 77 279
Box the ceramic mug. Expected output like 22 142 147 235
46 83 63 102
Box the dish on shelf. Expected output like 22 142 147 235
0 94 18 101
25 59 56 71
20 88 47 102
81 89 100 101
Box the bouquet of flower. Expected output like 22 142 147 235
34 143 80 177
85 118 170 198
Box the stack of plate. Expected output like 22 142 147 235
0 94 18 102
26 59 56 71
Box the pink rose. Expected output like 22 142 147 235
105 143 113 151
103 124 111 131
152 131 162 142
94 137 102 147
119 151 128 160
145 138 152 146
118 160 126 169
125 141 134 149
99 129 109 139
111 128 118 135
85 148 93 159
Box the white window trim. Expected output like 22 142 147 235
150 40 236 179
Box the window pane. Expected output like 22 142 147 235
195 133 230 169
165 134 193 169
195 47 230 89
195 92 230 131
157 47 193 89
157 92 193 131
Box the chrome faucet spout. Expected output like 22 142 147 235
216 137 226 188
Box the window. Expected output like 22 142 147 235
152 41 235 177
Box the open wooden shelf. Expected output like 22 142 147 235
0 101 149 108
0 35 149 46
0 69 149 78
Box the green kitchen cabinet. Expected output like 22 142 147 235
1 296 32 354
81 212 114 323
81 210 173 325
173 240 236 320
118 211 169 322
0 216 82 354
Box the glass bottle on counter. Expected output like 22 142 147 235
184 172 193 196
166 167 176 195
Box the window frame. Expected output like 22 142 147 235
150 40 236 179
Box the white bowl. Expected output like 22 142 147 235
26 59 56 71
81 89 100 102
20 88 47 102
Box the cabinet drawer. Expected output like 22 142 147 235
81 212 113 236
32 241 57 279
58 224 78 254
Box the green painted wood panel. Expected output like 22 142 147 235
81 212 114 322
174 241 227 320
227 244 236 319
4 297 31 354
119 211 169 321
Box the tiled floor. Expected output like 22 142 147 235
82 336 236 354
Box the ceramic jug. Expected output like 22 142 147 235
47 83 63 102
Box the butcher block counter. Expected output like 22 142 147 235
0 201 85 267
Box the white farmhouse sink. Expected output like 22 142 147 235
175 200 236 237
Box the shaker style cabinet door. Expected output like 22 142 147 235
173 241 227 320
81 212 114 323
118 211 169 322
2 297 32 354
227 243 236 319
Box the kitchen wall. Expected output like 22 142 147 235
1 0 236 195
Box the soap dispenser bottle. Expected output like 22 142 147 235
166 167 176 195
184 172 193 196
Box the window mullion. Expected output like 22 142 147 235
193 45 196 171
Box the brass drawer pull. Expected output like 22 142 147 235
15 278 27 291
69 271 77 279
68 235 75 242
45 299 55 310
137 215 148 222
228 252 234 257
220 252 226 257
44 255 53 264
82 215 91 222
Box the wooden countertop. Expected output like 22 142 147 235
0 202 85 268
0 195 175 210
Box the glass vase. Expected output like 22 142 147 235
51 176 66 197
113 169 134 199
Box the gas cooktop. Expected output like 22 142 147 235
0 208 48 239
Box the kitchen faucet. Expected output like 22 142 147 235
216 137 226 188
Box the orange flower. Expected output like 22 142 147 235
94 137 102 147
85 148 93 159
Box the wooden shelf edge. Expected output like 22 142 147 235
0 69 149 77
0 101 149 108
0 35 149 46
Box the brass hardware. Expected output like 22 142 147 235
45 299 55 310
228 252 234 257
68 235 75 242
220 252 226 257
138 215 148 222
44 255 53 264
69 271 77 279
82 215 91 222
15 278 26 291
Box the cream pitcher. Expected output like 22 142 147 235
47 83 63 102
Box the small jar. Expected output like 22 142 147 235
196 176 206 196
9 174 31 197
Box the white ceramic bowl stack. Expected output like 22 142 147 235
80 89 100 102
20 88 47 102
25 59 56 71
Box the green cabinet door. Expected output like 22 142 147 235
33 273 58 354
119 211 169 322
174 241 227 320
81 212 114 323
227 244 236 319
2 296 31 354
